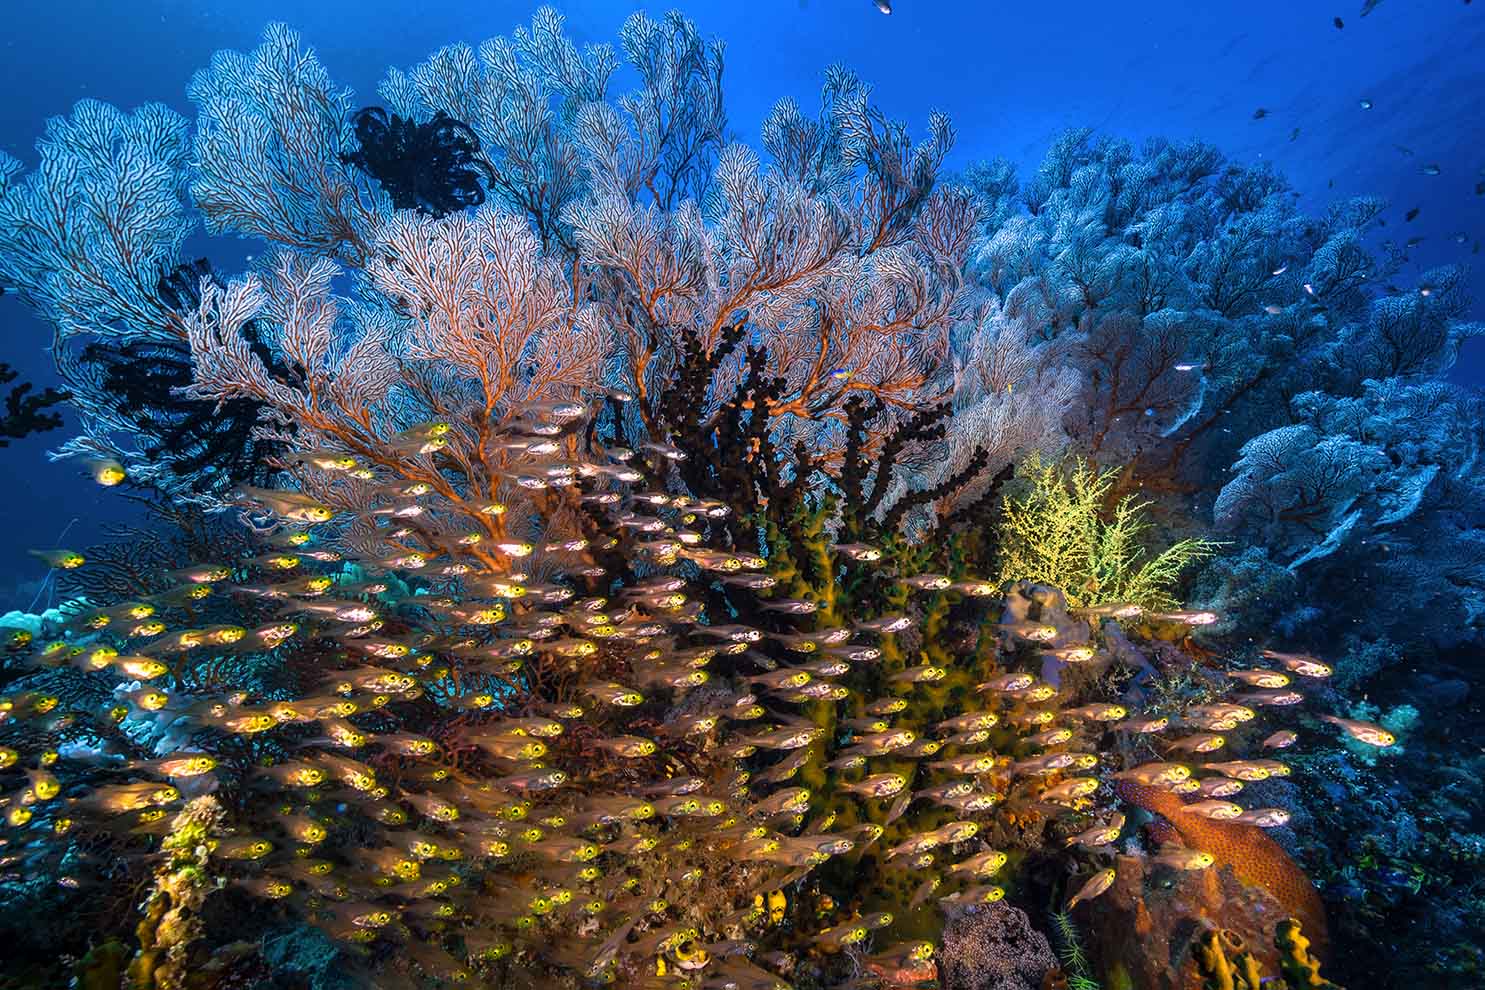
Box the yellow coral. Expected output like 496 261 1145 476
994 455 1220 609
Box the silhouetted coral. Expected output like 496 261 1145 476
75 259 298 498
0 361 67 447
342 107 494 218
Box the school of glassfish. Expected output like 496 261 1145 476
0 397 1392 989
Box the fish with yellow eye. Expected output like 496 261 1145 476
1197 777 1245 798
137 753 218 778
1236 807 1292 827
1319 714 1396 747
258 762 325 788
1227 668 1292 689
746 725 825 750
870 941 935 971
999 620 1059 642
949 848 1009 877
26 769 62 801
315 754 378 791
884 832 942 860
593 736 658 758
214 837 274 861
127 688 171 712
1040 777 1101 803
1065 812 1125 849
1167 733 1227 754
111 656 169 680
1066 868 1117 909
1188 703 1257 722
83 457 128 486
815 919 870 949
889 664 947 684
1179 799 1246 821
28 549 85 569
1261 649 1333 678
977 672 1037 693
943 885 1008 906
1046 644 1097 663
1064 703 1128 721
583 681 645 707
1154 847 1215 870
235 485 336 523
90 781 180 813
839 773 909 799
322 719 370 748
1262 729 1298 749
1201 760 1281 781
929 753 998 775
1029 727 1075 747
1114 715 1169 734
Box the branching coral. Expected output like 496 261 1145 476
994 455 1220 609
0 8 1448 990
187 24 382 261
0 361 68 447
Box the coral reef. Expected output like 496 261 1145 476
0 5 1478 990
1116 781 1327 950
1082 853 1294 990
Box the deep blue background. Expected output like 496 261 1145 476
2 0 1482 608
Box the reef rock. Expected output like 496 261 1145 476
939 900 1058 990
1080 854 1291 990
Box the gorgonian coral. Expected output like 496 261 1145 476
342 107 495 218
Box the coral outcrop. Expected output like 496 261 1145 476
939 901 1058 990
1117 781 1327 952
1082 853 1293 990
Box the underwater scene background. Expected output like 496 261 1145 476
0 1 1482 987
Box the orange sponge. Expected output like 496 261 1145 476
1118 780 1328 954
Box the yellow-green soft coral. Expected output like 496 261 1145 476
994 454 1221 609
127 796 226 990
1196 920 1343 990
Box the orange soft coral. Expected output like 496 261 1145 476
1117 780 1328 955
